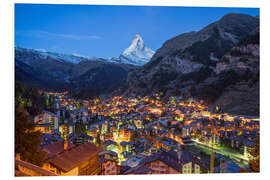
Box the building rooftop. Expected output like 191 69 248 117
41 140 75 159
47 142 103 172
15 159 58 176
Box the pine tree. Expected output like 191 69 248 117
15 107 47 166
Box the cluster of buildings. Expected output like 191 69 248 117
15 92 259 176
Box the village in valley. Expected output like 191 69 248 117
15 90 260 176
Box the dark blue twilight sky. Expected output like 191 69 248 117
15 4 259 58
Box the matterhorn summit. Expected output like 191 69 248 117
117 34 155 66
123 34 145 55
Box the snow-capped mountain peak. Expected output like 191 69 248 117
123 34 144 54
120 34 155 66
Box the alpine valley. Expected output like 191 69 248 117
15 34 154 97
15 13 259 116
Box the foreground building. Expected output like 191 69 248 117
123 149 208 175
42 142 103 175
15 159 58 176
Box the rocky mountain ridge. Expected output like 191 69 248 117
123 13 259 116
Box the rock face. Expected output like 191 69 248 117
212 34 259 115
150 13 259 64
213 81 259 116
216 44 259 74
124 13 259 116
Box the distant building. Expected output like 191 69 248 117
34 111 59 131
244 140 257 160
59 123 74 140
67 132 93 146
182 126 191 137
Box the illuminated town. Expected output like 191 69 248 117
14 4 260 177
15 90 259 176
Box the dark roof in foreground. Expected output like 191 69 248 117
41 140 75 159
127 149 208 173
15 159 58 176
47 142 103 172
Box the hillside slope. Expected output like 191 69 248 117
124 13 259 116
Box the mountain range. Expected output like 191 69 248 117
125 13 259 116
15 34 153 96
15 13 260 115
15 34 154 66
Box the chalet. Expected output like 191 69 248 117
130 149 207 174
99 151 120 175
43 142 103 175
160 140 176 151
120 141 135 152
35 111 59 131
41 140 75 159
59 123 74 139
67 132 94 146
119 127 132 141
182 126 191 137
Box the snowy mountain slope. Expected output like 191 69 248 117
15 34 155 66
117 34 155 66
15 34 154 66
15 46 104 64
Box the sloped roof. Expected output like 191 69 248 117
67 132 93 141
15 159 58 176
41 140 75 159
47 142 103 172
138 149 206 172
104 140 117 146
